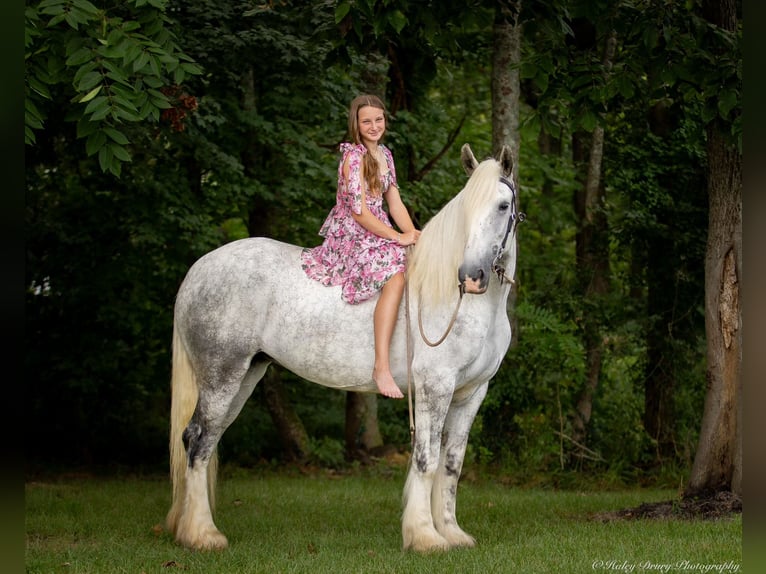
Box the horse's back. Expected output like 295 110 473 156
174 237 381 389
181 236 302 286
175 237 301 348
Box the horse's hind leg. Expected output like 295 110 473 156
170 354 269 550
432 382 488 548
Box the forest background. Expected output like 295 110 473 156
25 0 742 496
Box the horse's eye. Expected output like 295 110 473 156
499 202 510 212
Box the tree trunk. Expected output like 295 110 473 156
344 392 384 461
685 0 742 500
686 125 741 496
261 367 310 462
491 0 522 167
643 101 679 462
491 0 522 345
570 30 616 451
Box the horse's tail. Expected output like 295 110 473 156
165 322 218 535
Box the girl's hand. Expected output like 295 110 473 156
398 229 421 246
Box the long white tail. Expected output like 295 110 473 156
165 323 218 535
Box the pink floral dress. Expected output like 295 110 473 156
301 142 407 304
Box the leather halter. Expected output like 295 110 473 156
493 176 526 284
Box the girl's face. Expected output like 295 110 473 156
357 105 386 146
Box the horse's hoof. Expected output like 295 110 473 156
443 529 476 548
403 531 450 553
176 527 229 551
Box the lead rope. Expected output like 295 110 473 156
404 264 465 449
404 275 415 448
417 287 464 347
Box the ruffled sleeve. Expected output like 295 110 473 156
339 142 367 215
381 145 398 191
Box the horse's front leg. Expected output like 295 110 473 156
402 377 453 553
432 382 488 548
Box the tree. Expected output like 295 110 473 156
490 0 523 351
491 0 522 166
686 0 742 497
25 0 202 176
570 22 617 452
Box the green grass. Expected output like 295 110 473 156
25 467 742 574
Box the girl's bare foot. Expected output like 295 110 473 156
372 369 404 399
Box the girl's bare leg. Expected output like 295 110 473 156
372 272 405 399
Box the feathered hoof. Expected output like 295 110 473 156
175 525 229 551
442 527 476 548
403 529 451 553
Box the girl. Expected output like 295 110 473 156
301 94 420 398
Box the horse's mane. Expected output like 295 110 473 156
407 157 502 306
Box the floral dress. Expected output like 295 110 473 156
301 142 407 304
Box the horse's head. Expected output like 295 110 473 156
457 144 523 295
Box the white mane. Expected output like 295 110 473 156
406 158 502 306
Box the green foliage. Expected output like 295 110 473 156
479 300 584 472
306 436 347 468
25 0 740 486
25 0 202 176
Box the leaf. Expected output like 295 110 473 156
90 103 112 121
25 125 37 145
173 67 186 85
579 110 598 132
71 0 100 16
25 99 45 126
108 158 122 178
85 130 106 156
109 142 131 162
65 46 93 66
717 89 738 119
618 76 633 99
181 62 202 75
83 95 108 115
78 85 102 103
535 72 549 94
388 10 407 34
103 127 129 145
76 117 98 138
335 2 350 24
28 77 52 99
77 71 102 92
148 54 160 77
98 142 113 172
133 51 150 72
39 0 65 17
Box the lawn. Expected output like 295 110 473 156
25 466 742 574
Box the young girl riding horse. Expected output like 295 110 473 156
301 94 421 398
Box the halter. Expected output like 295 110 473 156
492 175 526 284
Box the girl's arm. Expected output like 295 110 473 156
381 147 420 244
385 184 417 233
345 156 403 243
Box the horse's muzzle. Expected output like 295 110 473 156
458 266 489 294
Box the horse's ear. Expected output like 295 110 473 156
498 145 514 178
461 144 478 175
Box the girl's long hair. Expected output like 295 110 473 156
348 94 387 196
